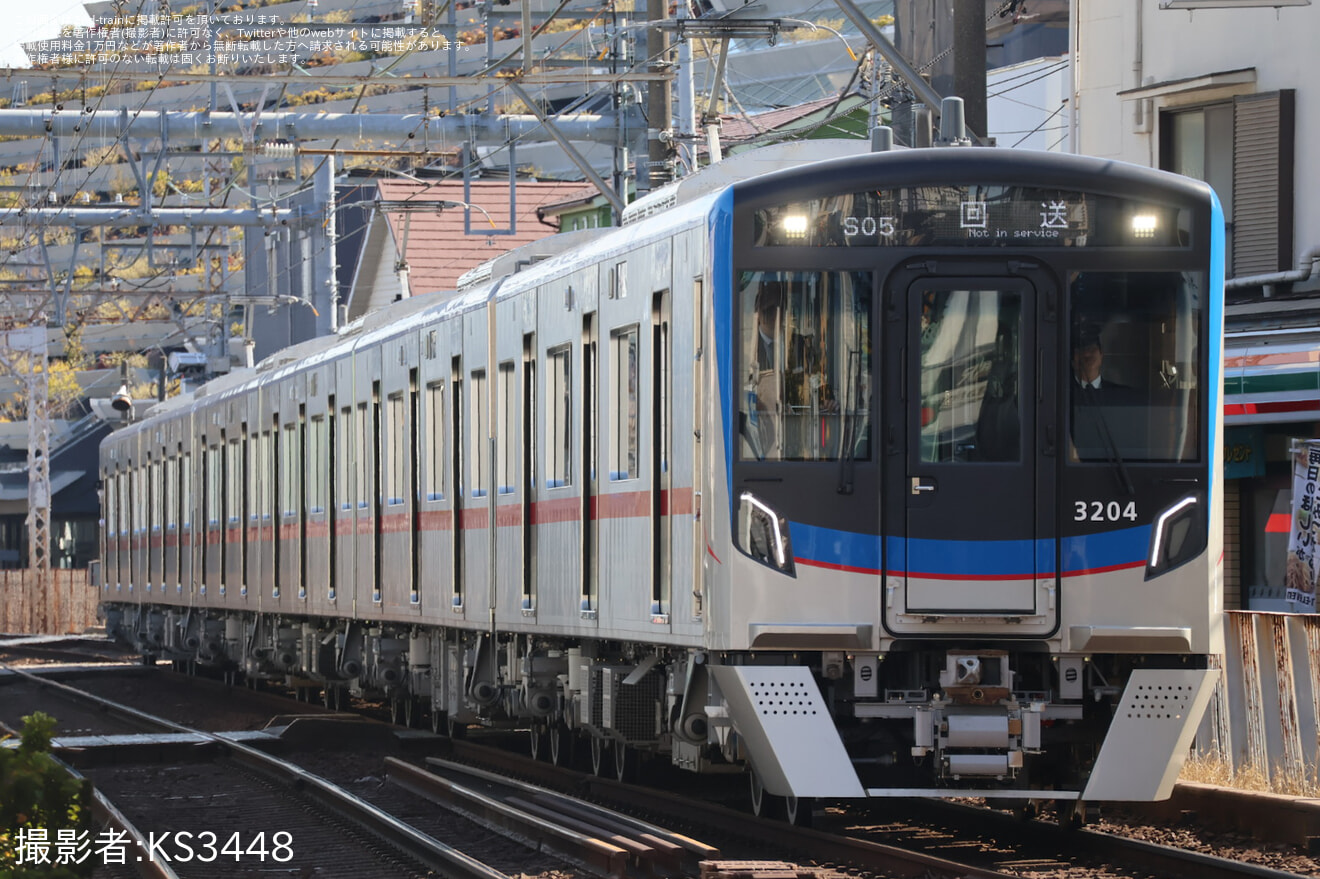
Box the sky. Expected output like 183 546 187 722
0 2 95 69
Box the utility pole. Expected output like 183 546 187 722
25 325 50 633
647 0 674 191
953 1 987 144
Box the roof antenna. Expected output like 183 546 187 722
938 97 972 146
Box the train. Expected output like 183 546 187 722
99 141 1225 825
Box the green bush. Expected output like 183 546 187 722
0 713 94 878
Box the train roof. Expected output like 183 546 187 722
620 138 870 226
727 146 1217 207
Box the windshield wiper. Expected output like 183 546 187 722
1080 387 1135 496
838 348 865 494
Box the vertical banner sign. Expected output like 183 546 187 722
1285 440 1320 611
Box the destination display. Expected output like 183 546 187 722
752 184 1188 248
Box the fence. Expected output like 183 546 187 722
1203 610 1320 787
0 575 1316 781
0 568 101 635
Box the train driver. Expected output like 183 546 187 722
1070 321 1141 459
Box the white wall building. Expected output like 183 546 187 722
1075 0 1320 612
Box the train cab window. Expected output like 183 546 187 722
917 288 1023 464
1068 271 1202 463
738 270 872 462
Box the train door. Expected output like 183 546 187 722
521 334 537 616
886 269 1058 632
652 290 673 626
582 313 599 618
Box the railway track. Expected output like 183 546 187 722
0 663 555 878
4 660 1313 879
448 732 1313 879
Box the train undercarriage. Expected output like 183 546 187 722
102 604 1216 819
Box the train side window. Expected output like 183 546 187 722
546 346 573 488
308 416 326 514
356 403 370 510
499 361 517 495
609 325 640 481
471 370 488 498
282 423 300 517
424 382 446 501
206 446 220 525
226 439 241 525
259 431 273 521
338 406 353 512
150 458 161 536
387 393 406 505
181 452 191 531
164 455 177 534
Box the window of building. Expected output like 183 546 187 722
1161 90 1294 280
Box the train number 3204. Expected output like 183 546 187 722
1074 501 1138 522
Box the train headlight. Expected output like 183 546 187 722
781 214 809 240
1145 494 1206 580
1131 213 1158 240
738 491 795 575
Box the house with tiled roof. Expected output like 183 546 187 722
535 97 871 231
346 178 589 320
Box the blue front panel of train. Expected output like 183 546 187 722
791 522 882 573
711 190 736 511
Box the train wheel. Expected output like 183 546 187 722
549 723 575 767
613 742 635 783
749 771 782 820
1057 800 1089 829
785 795 813 828
590 736 612 777
529 723 547 761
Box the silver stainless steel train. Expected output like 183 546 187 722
100 142 1225 823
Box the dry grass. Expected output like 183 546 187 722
1180 752 1320 797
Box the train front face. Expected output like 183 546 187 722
712 149 1224 802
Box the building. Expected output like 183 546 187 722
345 178 590 318
1075 0 1318 611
